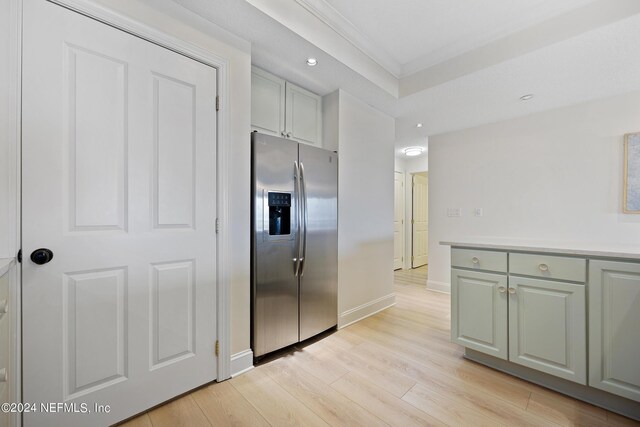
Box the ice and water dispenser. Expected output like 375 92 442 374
268 192 291 236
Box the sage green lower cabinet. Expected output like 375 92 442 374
451 268 508 360
589 260 640 402
508 276 586 384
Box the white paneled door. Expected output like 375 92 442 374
412 174 428 268
22 1 217 426
393 172 404 270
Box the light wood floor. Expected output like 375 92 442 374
122 266 638 427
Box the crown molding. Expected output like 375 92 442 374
295 0 402 77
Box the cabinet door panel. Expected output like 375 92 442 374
451 269 508 360
251 67 285 137
589 260 640 402
285 82 321 145
509 276 586 384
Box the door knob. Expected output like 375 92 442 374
30 248 54 265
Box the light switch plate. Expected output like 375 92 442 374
447 208 462 217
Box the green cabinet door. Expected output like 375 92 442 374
589 260 640 402
451 268 508 360
508 276 586 384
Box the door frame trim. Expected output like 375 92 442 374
3 1 23 425
393 171 405 270
13 0 232 382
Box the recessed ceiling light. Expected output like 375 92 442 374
416 123 423 128
306 58 318 66
520 94 534 101
403 147 424 157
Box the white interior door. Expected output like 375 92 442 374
22 1 217 425
412 174 428 268
393 172 405 270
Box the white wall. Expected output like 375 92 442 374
331 90 396 327
394 155 428 269
428 90 640 291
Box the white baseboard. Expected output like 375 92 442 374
338 293 396 329
230 349 253 377
427 279 450 293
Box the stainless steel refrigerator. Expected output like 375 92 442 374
251 132 338 358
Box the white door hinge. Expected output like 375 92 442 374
215 218 220 234
216 96 220 111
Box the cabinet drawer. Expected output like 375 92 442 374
451 248 507 273
509 253 586 282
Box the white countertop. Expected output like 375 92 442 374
0 258 15 277
440 239 640 260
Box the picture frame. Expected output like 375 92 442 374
623 132 640 213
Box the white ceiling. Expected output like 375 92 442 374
322 0 596 76
171 0 640 158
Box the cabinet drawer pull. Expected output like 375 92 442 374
471 257 480 264
498 286 506 293
508 287 516 294
0 299 7 314
0 368 6 383
538 263 549 272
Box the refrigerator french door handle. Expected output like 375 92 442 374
300 162 308 276
293 161 301 276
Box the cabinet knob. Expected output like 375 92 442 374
281 131 286 137
498 286 506 293
471 257 479 264
286 132 292 138
508 287 516 294
538 263 549 272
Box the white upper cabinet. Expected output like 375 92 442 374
252 66 322 146
285 82 322 145
251 67 285 137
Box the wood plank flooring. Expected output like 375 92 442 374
121 266 638 426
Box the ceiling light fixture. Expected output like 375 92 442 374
306 58 318 66
403 147 424 157
520 94 534 101
416 123 423 128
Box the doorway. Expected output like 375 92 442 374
411 173 428 268
21 1 219 425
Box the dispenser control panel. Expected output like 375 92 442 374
267 192 291 236
268 192 291 208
